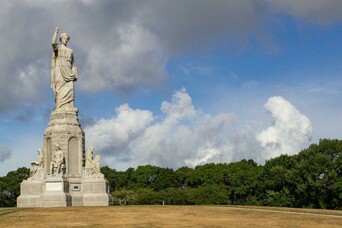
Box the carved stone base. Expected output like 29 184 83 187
17 107 112 207
41 177 71 207
82 177 112 206
17 179 44 207
17 175 112 207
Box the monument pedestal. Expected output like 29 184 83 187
17 180 44 207
17 109 112 207
41 176 71 207
17 168 44 207
82 169 112 206
44 109 85 179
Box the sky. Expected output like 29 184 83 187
1 0 342 175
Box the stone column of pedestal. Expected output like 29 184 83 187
42 109 85 207
44 109 85 177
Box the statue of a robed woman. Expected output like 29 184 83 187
51 27 78 111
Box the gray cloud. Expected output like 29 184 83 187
266 0 342 25
137 0 267 53
15 109 34 123
0 2 52 113
0 146 11 162
1 0 342 114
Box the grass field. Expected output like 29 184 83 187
0 205 341 227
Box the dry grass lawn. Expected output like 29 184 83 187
0 205 341 227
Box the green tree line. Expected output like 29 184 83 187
1 139 341 209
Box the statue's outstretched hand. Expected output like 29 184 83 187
55 27 59 33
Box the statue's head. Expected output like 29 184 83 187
59 33 70 44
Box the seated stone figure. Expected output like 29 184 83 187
50 144 64 175
37 148 44 168
30 148 44 177
30 161 39 177
85 146 101 176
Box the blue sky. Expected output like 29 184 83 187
1 1 342 175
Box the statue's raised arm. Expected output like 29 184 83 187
52 27 59 45
50 27 78 112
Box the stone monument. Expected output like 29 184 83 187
17 27 112 207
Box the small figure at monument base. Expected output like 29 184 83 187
85 146 102 178
49 144 65 176
30 148 44 177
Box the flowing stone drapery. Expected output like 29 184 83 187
50 30 78 111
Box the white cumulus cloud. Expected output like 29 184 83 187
85 89 236 169
85 91 313 170
256 96 313 159
86 104 153 157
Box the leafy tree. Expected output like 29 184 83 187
134 188 162 205
101 166 135 191
111 189 135 206
224 160 263 205
263 187 295 207
0 167 29 207
175 166 193 189
261 139 342 209
261 154 298 206
294 139 342 209
101 166 117 191
128 165 178 191
187 163 231 188
188 184 231 205
160 188 191 205
128 165 160 189
151 167 179 191
262 154 298 192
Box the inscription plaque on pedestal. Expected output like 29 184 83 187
46 182 63 191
